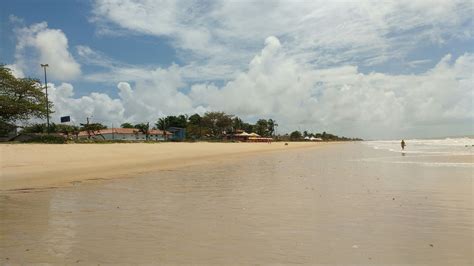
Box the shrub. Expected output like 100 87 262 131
23 134 67 144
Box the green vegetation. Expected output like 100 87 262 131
289 130 303 140
15 112 361 143
120 122 134 128
22 123 79 134
22 134 67 144
150 112 358 141
284 130 362 141
0 65 52 136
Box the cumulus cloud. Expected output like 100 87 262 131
46 64 202 126
199 37 473 138
45 37 473 139
4 64 25 78
44 82 124 126
12 22 81 80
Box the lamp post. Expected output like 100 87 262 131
40 64 50 134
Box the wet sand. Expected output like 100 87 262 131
0 142 324 191
1 143 473 264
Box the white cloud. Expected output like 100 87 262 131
91 0 474 69
47 64 202 126
47 83 124 126
12 22 81 80
46 37 473 139
5 64 25 78
199 37 473 138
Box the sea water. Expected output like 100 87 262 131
362 138 473 168
366 137 473 155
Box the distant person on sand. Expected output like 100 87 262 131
401 140 406 150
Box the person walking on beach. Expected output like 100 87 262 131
401 140 406 150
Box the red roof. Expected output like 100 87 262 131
149 129 169 135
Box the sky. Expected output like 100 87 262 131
1 0 473 139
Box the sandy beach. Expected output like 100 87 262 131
1 142 473 264
0 142 326 191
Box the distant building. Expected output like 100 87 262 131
232 132 251 142
78 128 169 141
148 129 170 141
305 136 323 141
167 127 186 141
227 131 273 142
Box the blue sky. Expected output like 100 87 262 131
1 0 473 139
2 0 178 96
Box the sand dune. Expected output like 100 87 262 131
0 142 327 190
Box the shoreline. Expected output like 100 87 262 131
0 142 334 191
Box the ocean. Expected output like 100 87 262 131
366 137 473 155
363 137 473 167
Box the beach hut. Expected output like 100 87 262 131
231 132 272 142
233 132 251 142
236 132 251 137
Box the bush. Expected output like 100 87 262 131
73 139 164 144
23 134 67 144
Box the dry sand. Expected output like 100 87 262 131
0 142 327 191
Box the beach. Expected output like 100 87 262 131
1 142 473 264
0 142 324 191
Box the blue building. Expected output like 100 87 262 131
167 127 186 141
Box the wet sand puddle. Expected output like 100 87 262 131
1 143 472 264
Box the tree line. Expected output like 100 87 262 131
286 130 362 141
1 64 361 141
19 113 361 141
20 112 279 140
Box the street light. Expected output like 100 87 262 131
40 64 49 134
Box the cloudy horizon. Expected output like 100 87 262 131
2 0 473 139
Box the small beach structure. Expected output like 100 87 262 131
232 132 251 141
78 128 169 141
228 131 273 142
305 136 323 141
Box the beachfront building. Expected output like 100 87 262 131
167 127 186 141
228 131 273 142
232 131 251 141
148 129 170 141
78 128 169 141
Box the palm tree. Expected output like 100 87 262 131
232 117 244 132
268 119 277 137
156 117 168 140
